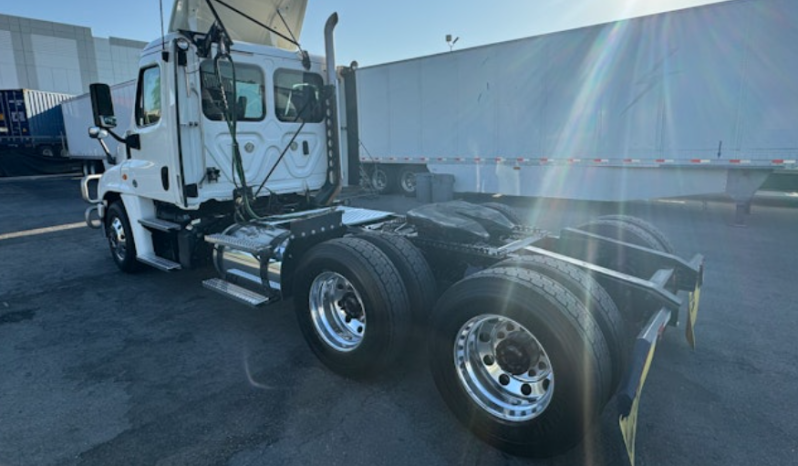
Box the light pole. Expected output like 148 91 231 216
446 34 460 52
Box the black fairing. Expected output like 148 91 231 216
406 201 515 244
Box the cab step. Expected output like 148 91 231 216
139 218 182 232
202 278 270 307
138 253 182 271
204 234 270 255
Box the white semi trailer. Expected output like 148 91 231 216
62 80 136 175
80 0 705 462
351 0 798 223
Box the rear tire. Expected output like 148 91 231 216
428 266 611 457
481 202 524 226
596 215 675 254
576 218 665 321
105 202 143 273
294 238 411 377
355 233 437 322
493 255 628 393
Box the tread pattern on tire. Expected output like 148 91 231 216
597 214 675 253
355 233 437 321
494 255 628 393
578 218 663 252
472 267 612 403
429 265 613 456
294 237 411 376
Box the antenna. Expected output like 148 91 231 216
159 0 167 61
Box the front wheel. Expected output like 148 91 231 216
105 202 142 273
429 266 611 457
294 238 411 377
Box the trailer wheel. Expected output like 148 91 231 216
481 202 525 226
429 266 611 457
105 202 143 273
294 237 411 377
369 165 395 194
36 145 55 157
396 166 421 196
355 233 437 322
596 215 675 254
493 255 628 393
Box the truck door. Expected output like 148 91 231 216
122 59 182 205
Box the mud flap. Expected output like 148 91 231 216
685 264 704 349
617 309 671 466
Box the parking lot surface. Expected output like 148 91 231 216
1 176 797 466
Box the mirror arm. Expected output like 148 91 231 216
97 139 116 165
105 129 127 144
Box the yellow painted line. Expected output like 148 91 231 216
0 222 86 241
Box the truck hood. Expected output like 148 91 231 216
169 0 307 50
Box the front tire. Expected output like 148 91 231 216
294 238 411 377
428 266 611 457
105 202 142 273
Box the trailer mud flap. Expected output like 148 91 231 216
685 264 704 349
617 309 671 466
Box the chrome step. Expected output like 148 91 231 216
139 218 182 232
204 234 270 255
138 253 182 271
202 278 270 307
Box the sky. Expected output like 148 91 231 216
1 0 731 66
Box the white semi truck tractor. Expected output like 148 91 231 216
80 0 705 461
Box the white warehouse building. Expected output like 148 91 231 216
0 13 146 94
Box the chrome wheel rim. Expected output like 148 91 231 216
454 315 554 422
108 217 127 262
309 271 367 352
400 171 416 193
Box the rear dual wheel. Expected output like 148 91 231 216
428 266 612 457
293 237 412 377
577 215 675 321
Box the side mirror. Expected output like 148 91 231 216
90 83 117 129
88 127 108 140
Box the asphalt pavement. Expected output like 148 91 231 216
1 177 796 466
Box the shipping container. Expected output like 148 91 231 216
62 80 136 172
0 89 74 156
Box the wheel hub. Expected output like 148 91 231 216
339 293 364 320
309 271 367 352
454 315 555 422
495 333 540 376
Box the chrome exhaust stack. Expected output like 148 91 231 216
313 13 342 207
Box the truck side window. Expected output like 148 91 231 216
274 70 324 123
136 66 161 127
200 60 265 122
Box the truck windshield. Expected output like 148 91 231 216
274 69 324 123
200 60 265 122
